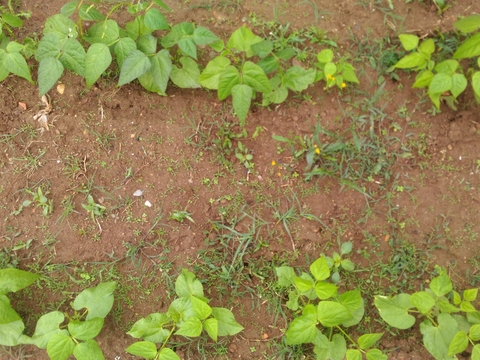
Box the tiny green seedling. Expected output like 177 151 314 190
81 194 106 221
235 141 254 170
24 187 53 217
324 241 355 284
169 209 194 223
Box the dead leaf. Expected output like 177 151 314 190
18 102 27 111
57 84 65 94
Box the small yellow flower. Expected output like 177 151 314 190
331 76 335 81
315 148 320 154
277 172 281 177
271 160 276 166
341 82 346 88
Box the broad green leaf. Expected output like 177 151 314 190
398 34 419 51
211 307 243 336
429 91 442 109
227 26 262 57
60 38 86 76
126 341 158 359
285 304 317 345
460 300 476 312
26 311 66 349
114 37 137 68
324 62 337 76
0 295 24 346
161 22 194 48
231 84 252 125
153 0 171 10
429 270 452 297
84 19 119 45
190 295 212 320
338 290 364 327
4 52 33 83
138 49 171 95
464 288 479 302
178 37 197 59
473 344 480 360
118 50 151 86
199 56 231 90
317 49 334 63
38 57 64 96
428 73 452 95
2 14 22 28
317 301 352 327
454 33 480 59
137 34 157 55
127 313 171 343
0 50 10 82
434 59 459 75
175 269 203 298
315 281 337 300
419 313 458 360
340 242 353 255
286 291 299 311
313 333 346 360
358 333 384 350
208 39 224 52
242 61 270 93
144 8 169 30
366 348 388 360
451 73 467 99
72 281 116 320
168 297 194 323
68 318 103 340
310 257 330 281
218 65 240 100
418 39 435 55
44 14 77 42
413 69 434 88
125 16 151 40
46 333 75 360
257 56 278 74
410 291 435 314
448 331 468 356
473 72 480 97
470 324 480 341
251 40 273 58
6 41 24 53
284 66 315 92
0 269 39 294
394 52 427 69
73 339 105 360
193 26 219 45
175 317 202 337
170 56 200 88
79 5 105 21
346 349 362 360
454 15 480 33
204 318 218 342
374 294 415 329
341 259 355 271
36 33 61 61
61 1 79 18
341 62 359 83
294 276 315 293
84 43 113 89
262 84 288 105
158 348 180 360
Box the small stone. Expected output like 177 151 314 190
145 200 152 207
133 190 143 196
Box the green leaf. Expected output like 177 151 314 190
313 332 346 360
204 318 218 342
346 349 362 360
84 19 119 45
211 307 243 336
454 33 480 59
434 59 459 75
470 324 480 341
6 41 24 53
73 339 105 360
175 317 202 337
464 288 479 302
317 49 334 63
2 14 22 28
420 313 458 360
4 52 33 83
60 38 86 76
193 26 219 45
310 257 330 281
84 43 112 89
285 304 317 345
190 295 212 320
26 311 66 349
428 72 452 95
161 22 194 48
38 57 64 96
118 49 151 86
125 16 151 40
448 331 468 356
341 259 355 271
46 333 75 360
429 91 442 109
294 275 315 293
170 56 201 88
127 313 171 343
410 291 435 314
473 344 480 360
341 62 359 83
324 62 337 76
286 290 299 311
429 270 452 297
454 15 480 33
36 34 61 61
251 40 273 58
177 38 197 59
218 65 240 100
208 39 224 52
144 8 169 30
199 56 231 90
315 281 337 300
413 69 434 88
338 290 364 327
0 50 9 82
79 5 105 21
137 34 157 55
398 34 419 51
0 269 39 294
68 318 103 340
227 26 262 57
175 269 204 298
114 37 137 68
262 84 288 105
242 61 270 93
317 301 352 327
358 333 384 350
139 49 171 95
72 281 116 320
231 84 252 125
374 294 415 329
418 39 435 56
126 341 158 359
450 73 467 99
394 52 427 69
61 1 79 18
44 14 77 42
284 66 315 92
158 348 180 360
366 348 388 360
0 295 24 346
472 72 480 98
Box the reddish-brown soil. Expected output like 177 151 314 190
1 0 480 359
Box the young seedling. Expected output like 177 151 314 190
235 141 254 170
24 187 53 217
82 194 106 222
169 209 194 223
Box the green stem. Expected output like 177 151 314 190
159 325 176 352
